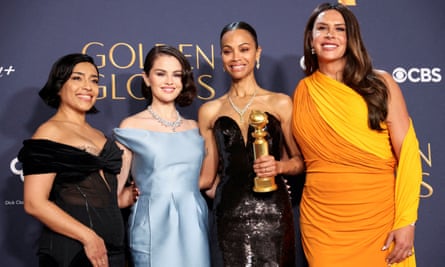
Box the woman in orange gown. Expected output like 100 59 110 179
292 3 422 267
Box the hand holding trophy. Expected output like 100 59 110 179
249 110 278 193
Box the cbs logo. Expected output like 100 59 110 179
392 67 441 83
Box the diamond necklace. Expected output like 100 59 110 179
147 105 182 132
227 90 257 123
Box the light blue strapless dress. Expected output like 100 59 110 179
114 128 210 267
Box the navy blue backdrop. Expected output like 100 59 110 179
1 0 443 266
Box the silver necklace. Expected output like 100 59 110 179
228 90 257 123
147 105 182 132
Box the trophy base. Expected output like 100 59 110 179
253 177 278 193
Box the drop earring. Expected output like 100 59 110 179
311 47 316 55
256 59 260 69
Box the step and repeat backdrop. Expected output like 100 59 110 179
1 0 443 266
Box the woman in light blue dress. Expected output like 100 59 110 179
114 45 210 267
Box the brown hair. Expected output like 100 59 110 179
303 3 388 130
141 45 197 107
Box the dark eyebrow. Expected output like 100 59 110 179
72 71 99 79
316 22 345 27
153 68 183 73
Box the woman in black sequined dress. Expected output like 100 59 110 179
198 21 305 267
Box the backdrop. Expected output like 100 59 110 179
1 0 443 266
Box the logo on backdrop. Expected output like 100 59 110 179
0 65 16 78
420 143 434 198
4 158 24 207
392 67 442 83
10 157 23 182
81 42 218 101
339 0 357 5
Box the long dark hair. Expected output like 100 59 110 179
39 53 99 113
141 45 197 107
303 3 388 130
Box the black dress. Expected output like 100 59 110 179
18 139 125 267
211 114 296 267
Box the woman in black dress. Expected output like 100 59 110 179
198 21 305 266
18 53 136 267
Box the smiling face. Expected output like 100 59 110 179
220 29 261 81
142 54 183 104
58 62 99 113
311 9 347 68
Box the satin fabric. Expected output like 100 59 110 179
114 128 210 267
292 71 421 267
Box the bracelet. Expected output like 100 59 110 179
409 222 416 226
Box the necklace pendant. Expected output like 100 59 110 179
228 89 257 125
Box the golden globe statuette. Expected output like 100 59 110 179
249 110 278 193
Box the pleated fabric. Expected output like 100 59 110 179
292 71 421 267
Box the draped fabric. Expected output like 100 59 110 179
17 139 125 267
292 71 421 267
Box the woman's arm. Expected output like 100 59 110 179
253 94 305 178
379 71 417 265
24 173 108 266
115 141 138 208
382 71 410 160
198 102 219 196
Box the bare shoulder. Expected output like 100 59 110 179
199 97 224 111
32 120 65 140
273 92 292 105
198 96 226 118
374 69 403 95
263 90 292 108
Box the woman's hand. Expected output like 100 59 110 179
253 155 278 178
82 230 109 267
382 224 415 265
118 181 139 208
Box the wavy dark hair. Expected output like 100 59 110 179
141 45 197 107
39 53 99 113
303 2 388 130
220 21 259 48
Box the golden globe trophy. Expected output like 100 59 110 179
249 110 278 193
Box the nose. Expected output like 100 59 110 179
83 80 94 90
165 75 174 85
326 30 334 38
231 50 241 60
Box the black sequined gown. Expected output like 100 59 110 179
211 114 296 267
